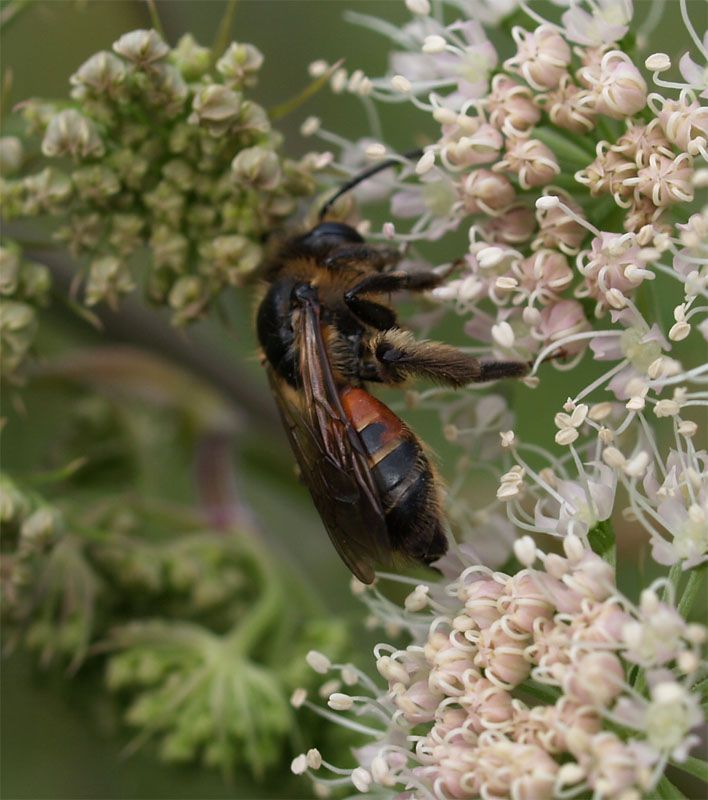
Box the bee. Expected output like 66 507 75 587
256 157 532 584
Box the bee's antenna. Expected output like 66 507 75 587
318 147 423 221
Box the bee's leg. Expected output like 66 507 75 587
346 298 398 331
323 244 401 272
345 269 445 302
369 329 530 387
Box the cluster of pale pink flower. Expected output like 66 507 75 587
292 534 704 799
291 1 706 798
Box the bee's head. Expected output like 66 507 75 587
298 221 364 254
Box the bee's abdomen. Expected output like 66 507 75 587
340 387 447 564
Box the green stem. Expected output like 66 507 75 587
0 0 32 32
226 539 284 656
269 60 343 122
211 0 237 62
671 756 708 783
662 562 683 602
144 0 166 39
678 564 707 618
588 518 616 568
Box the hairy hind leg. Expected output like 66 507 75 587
367 329 530 387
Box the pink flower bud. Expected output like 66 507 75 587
460 169 515 215
581 51 647 120
487 75 540 133
515 249 573 302
564 551 615 601
655 95 708 153
482 205 536 245
564 651 624 706
635 153 695 207
612 121 674 168
536 74 596 133
428 707 472 746
460 577 505 630
576 147 636 202
474 622 531 688
394 679 441 724
537 300 590 351
505 25 571 90
499 572 555 635
533 191 588 255
495 136 561 189
460 676 514 731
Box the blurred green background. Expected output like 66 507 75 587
0 1 697 799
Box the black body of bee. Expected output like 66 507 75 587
256 220 531 584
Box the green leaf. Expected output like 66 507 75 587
532 125 595 169
656 775 688 799
588 518 616 567
672 755 708 783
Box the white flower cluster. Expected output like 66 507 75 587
291 2 707 798
292 538 704 799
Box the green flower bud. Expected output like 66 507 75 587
107 148 149 190
19 261 51 303
0 177 25 219
231 146 281 191
0 246 20 295
0 137 24 176
171 34 211 80
235 100 271 143
22 168 73 215
199 234 262 284
77 97 117 129
19 507 62 554
42 109 105 161
113 29 169 67
167 122 198 156
168 275 205 323
20 100 58 135
109 213 145 257
189 85 242 136
0 474 31 522
143 180 185 227
150 225 188 272
0 300 37 374
70 51 127 99
192 173 216 199
85 255 135 307
144 64 188 118
72 165 121 202
162 159 194 192
118 122 150 147
185 204 217 231
216 42 264 88
54 212 104 256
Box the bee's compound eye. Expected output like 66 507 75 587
300 222 364 250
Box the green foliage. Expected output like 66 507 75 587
0 242 51 379
1 347 348 778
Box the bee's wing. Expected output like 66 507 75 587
266 297 390 584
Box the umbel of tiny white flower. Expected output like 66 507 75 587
292 535 705 799
3 29 328 324
287 1 707 797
